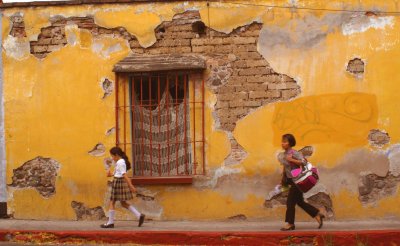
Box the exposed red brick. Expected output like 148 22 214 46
11 10 301 133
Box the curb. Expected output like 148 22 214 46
1 229 400 245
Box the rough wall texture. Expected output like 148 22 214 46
101 78 113 99
8 11 301 168
264 191 335 219
9 13 26 38
359 173 400 205
11 11 300 135
71 201 106 220
347 58 365 75
9 157 60 198
3 1 400 221
368 129 390 147
27 16 136 58
88 143 106 157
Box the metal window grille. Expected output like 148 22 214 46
115 71 205 181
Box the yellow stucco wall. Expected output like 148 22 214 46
2 0 400 220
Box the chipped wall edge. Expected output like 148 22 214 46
0 9 9 217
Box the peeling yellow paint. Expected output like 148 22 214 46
23 12 49 41
207 130 231 168
4 34 128 219
3 0 400 220
79 29 93 49
2 15 10 39
94 10 161 48
160 189 273 220
200 5 266 33
333 188 400 219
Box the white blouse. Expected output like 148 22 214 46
114 159 127 178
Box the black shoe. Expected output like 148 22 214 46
280 225 295 231
100 223 114 228
138 214 145 227
318 214 325 229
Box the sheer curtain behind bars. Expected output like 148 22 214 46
131 78 192 176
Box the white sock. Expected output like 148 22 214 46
107 210 115 225
128 205 141 219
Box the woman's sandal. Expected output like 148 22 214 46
100 223 114 228
280 225 295 231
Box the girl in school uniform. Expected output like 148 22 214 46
101 147 145 228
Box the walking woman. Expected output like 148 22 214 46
278 134 324 231
101 147 145 228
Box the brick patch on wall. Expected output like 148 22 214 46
347 58 365 75
9 157 60 198
9 10 301 164
9 13 26 38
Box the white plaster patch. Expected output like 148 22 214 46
133 188 163 220
370 39 400 52
135 4 155 14
342 16 394 36
65 24 78 46
172 3 201 16
304 183 328 199
288 0 299 7
387 144 400 177
66 180 79 196
378 117 390 128
194 166 244 189
88 143 106 157
208 166 243 188
3 36 30 60
103 43 123 57
105 127 116 136
91 41 104 55
136 187 158 198
91 40 124 59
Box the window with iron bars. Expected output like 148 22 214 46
115 71 205 184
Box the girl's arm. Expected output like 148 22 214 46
107 169 113 177
123 173 137 193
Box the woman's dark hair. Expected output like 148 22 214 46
110 147 131 171
282 134 296 147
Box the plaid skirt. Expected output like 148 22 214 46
110 177 133 201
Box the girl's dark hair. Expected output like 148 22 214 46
282 134 296 147
110 147 131 171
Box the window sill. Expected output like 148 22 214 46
131 176 193 185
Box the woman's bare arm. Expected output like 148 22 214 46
286 151 306 166
286 156 304 166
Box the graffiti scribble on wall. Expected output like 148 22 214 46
272 93 378 145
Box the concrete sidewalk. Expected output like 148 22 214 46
0 219 399 245
1 219 400 231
